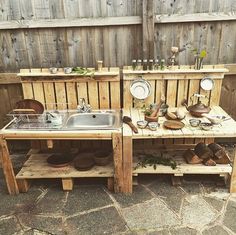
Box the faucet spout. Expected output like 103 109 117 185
77 98 91 113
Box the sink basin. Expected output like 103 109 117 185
64 110 121 130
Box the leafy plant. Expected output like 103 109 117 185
72 67 95 76
134 153 177 170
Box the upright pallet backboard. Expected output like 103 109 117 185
18 67 120 151
123 65 228 145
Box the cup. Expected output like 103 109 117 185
64 67 72 74
189 119 201 127
49 67 58 74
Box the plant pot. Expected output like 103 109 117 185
94 151 112 166
145 115 158 122
194 57 203 70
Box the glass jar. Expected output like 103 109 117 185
132 59 137 70
154 59 159 70
149 59 154 70
137 59 142 70
160 59 165 70
143 59 148 70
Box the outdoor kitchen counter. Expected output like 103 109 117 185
122 106 236 193
0 128 123 195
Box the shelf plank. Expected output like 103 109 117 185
133 154 232 175
16 154 114 179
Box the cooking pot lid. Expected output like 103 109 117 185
130 78 151 100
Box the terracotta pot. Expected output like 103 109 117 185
145 115 158 122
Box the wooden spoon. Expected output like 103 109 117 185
123 116 138 134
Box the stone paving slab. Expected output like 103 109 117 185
1 154 236 235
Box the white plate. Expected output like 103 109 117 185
130 79 151 99
200 78 214 91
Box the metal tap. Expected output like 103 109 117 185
77 98 91 113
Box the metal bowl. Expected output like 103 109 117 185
189 119 201 127
137 120 148 129
200 122 213 131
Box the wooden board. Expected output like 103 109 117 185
16 154 114 179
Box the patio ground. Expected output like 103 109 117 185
0 147 236 235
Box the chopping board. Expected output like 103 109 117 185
163 120 185 130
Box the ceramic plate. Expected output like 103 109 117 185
200 78 214 91
130 79 151 99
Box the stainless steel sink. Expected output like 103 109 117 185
64 110 121 130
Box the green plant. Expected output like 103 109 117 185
72 67 95 76
134 153 177 170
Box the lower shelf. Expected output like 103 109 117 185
133 153 232 175
16 154 114 179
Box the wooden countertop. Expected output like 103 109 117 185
123 106 236 139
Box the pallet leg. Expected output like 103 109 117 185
122 135 133 193
112 132 123 193
230 148 236 193
107 177 114 192
0 137 19 195
62 178 74 191
133 176 138 186
47 140 53 149
171 175 183 186
17 179 31 193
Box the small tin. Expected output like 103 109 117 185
64 67 72 74
49 67 58 74
148 122 159 131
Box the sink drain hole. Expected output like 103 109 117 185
92 115 96 118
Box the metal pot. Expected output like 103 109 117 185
181 94 211 117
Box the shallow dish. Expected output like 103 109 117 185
130 78 151 100
200 77 214 91
137 120 148 129
200 122 213 131
189 118 201 127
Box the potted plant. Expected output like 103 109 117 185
193 49 207 70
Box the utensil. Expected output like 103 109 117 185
49 67 58 74
74 153 95 171
189 119 201 127
93 151 112 166
137 120 148 129
181 94 211 117
47 153 74 168
15 99 44 114
201 114 229 125
200 122 213 131
130 77 151 100
200 77 214 91
64 67 72 74
148 122 159 131
163 120 185 130
150 99 165 117
159 104 169 117
123 116 138 133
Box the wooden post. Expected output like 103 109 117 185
142 0 155 59
17 179 31 193
122 135 133 193
230 148 236 193
62 178 73 191
0 136 19 195
47 139 53 149
112 132 123 193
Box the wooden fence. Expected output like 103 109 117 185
0 0 236 126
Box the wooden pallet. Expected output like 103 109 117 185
16 153 114 192
133 154 232 176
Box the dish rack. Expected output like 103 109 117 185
6 111 67 130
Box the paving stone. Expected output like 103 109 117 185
111 185 153 208
147 229 170 235
203 196 225 212
223 200 236 233
122 199 180 230
32 187 67 214
148 181 186 213
202 225 229 235
18 214 64 235
181 196 217 229
170 227 197 235
63 185 113 216
0 187 42 216
180 183 202 195
66 206 126 235
0 216 22 235
23 229 51 235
